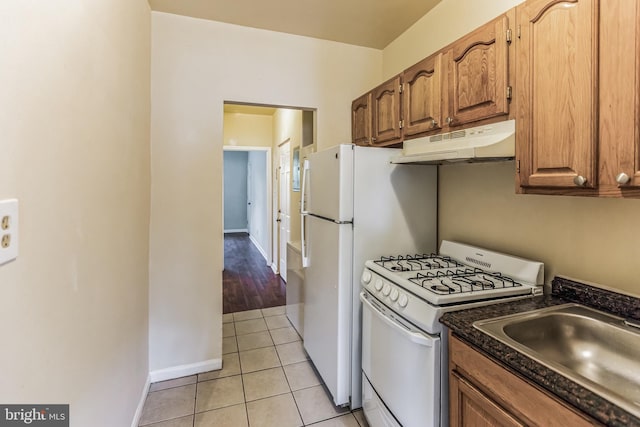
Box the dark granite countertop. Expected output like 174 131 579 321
440 277 640 427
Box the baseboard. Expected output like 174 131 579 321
271 263 278 274
130 373 151 427
249 234 269 263
224 229 248 233
149 358 222 383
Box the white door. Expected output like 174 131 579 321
278 142 290 281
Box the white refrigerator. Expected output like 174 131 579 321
300 144 437 409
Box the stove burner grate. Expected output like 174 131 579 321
374 254 464 272
409 270 523 295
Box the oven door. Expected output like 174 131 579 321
360 291 441 427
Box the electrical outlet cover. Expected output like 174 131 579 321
0 199 18 265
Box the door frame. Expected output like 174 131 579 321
223 145 273 267
277 139 291 280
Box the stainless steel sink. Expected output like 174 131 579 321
474 303 640 417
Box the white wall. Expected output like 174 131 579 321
149 12 382 372
0 1 151 425
383 0 640 295
248 151 269 259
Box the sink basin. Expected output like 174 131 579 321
474 303 640 417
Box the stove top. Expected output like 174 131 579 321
364 241 544 306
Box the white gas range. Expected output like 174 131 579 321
359 240 544 427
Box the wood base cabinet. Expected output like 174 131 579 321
516 0 640 197
449 334 598 427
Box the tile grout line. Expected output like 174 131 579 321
236 333 251 427
192 380 197 427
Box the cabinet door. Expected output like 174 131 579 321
517 0 598 188
372 75 402 145
448 15 510 127
615 0 640 187
450 373 524 427
403 53 444 137
634 1 640 186
352 92 372 146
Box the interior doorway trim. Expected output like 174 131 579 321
223 145 273 267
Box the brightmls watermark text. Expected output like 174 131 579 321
0 405 68 426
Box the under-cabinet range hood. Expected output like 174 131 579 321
391 119 515 164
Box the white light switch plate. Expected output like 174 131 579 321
0 199 19 265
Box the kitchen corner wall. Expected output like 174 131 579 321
149 12 382 373
383 0 640 294
0 1 151 426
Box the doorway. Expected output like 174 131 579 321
222 102 316 314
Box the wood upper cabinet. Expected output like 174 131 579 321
598 0 640 192
449 334 597 427
351 92 372 146
516 0 599 189
371 75 403 146
351 13 514 145
402 53 444 137
516 0 640 197
447 15 511 128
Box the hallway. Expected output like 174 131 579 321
138 306 368 427
223 233 286 313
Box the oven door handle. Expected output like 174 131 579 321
360 292 436 347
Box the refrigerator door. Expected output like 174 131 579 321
303 214 353 406
307 145 354 222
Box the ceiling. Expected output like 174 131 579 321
148 0 442 49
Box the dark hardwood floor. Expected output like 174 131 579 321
223 232 286 313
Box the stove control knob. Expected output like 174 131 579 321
382 283 391 296
361 270 372 284
390 288 399 301
374 279 383 291
398 294 409 308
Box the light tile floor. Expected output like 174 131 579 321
139 306 369 427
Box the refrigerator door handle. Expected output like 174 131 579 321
301 159 310 267
301 213 310 267
300 159 310 215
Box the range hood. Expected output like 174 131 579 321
391 119 515 164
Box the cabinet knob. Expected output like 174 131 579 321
616 172 631 185
431 119 438 128
445 117 455 126
573 175 587 186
